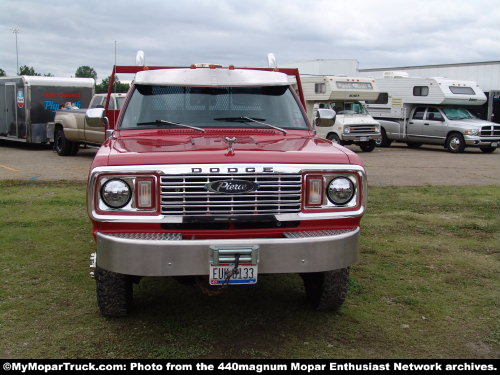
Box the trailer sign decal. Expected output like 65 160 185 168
44 100 82 112
43 92 82 98
17 90 25 108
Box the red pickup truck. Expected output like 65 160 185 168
87 64 366 317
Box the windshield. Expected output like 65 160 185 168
441 107 476 120
116 97 126 110
120 85 308 130
329 101 367 114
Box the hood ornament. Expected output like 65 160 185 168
224 137 237 156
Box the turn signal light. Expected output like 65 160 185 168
135 178 155 209
306 176 324 206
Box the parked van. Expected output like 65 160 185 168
300 76 381 152
367 72 499 153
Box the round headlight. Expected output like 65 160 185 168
101 179 132 208
344 126 350 134
327 177 355 205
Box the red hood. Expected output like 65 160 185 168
92 128 363 168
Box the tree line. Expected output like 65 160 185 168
0 65 129 93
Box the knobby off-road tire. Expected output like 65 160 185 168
480 146 496 153
359 140 376 152
95 266 133 317
301 268 349 311
54 128 79 156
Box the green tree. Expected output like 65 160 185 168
19 65 41 76
96 75 130 94
44 73 54 77
75 66 97 80
0 68 5 77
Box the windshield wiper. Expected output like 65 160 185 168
136 119 205 132
214 116 287 134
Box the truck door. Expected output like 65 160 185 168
5 83 18 138
423 107 446 144
406 106 426 141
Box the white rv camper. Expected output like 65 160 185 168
300 75 381 152
367 72 499 153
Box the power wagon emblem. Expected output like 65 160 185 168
206 180 259 194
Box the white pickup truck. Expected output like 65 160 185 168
49 93 126 155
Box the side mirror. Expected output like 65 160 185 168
315 108 336 127
85 108 109 128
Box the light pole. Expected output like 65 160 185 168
11 27 20 75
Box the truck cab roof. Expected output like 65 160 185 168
134 68 290 87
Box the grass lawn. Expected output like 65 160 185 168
0 181 498 358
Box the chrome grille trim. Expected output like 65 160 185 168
107 233 182 240
348 125 379 134
284 229 354 238
480 125 500 137
160 174 302 216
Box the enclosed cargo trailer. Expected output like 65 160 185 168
0 76 94 143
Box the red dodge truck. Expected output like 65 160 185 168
86 64 366 317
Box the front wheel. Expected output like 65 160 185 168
301 268 349 311
375 128 392 147
327 133 341 144
95 266 133 317
480 146 496 153
446 133 466 153
359 140 376 152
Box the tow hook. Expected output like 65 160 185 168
89 252 96 278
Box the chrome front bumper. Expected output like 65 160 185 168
342 133 381 142
464 135 500 147
96 228 360 276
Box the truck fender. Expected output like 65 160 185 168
377 119 400 140
54 112 79 141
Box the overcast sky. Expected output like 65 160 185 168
1 0 499 82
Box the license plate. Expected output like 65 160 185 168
359 137 369 141
492 142 498 147
209 265 258 285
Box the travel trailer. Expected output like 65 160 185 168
367 72 499 153
300 75 381 152
0 76 94 144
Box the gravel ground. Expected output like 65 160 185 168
1 140 499 185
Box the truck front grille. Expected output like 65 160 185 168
480 125 500 136
160 174 302 216
348 125 378 134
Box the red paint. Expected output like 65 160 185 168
91 64 366 239
93 129 351 167
92 218 361 241
44 92 81 98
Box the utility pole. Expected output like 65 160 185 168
114 40 117 93
11 27 20 75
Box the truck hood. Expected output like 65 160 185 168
337 114 379 125
446 118 495 128
103 129 356 166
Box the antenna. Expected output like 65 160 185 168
136 50 145 66
267 53 277 69
11 27 20 75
